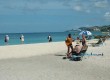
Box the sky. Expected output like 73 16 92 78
0 0 110 33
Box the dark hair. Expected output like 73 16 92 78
77 37 79 39
68 34 71 38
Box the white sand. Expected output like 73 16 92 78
0 40 110 80
0 42 67 59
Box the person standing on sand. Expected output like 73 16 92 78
4 35 9 45
20 34 24 44
82 34 86 46
65 34 74 57
47 35 52 42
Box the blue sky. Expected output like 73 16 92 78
0 0 110 33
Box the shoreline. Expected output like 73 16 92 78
0 40 65 46
0 41 64 47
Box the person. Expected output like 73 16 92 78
96 38 102 44
76 37 81 44
73 43 82 55
20 34 24 44
65 34 74 57
81 34 86 46
4 35 9 44
47 35 52 42
66 42 82 58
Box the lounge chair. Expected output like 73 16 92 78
70 45 88 61
91 38 106 47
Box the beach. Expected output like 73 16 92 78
0 39 110 80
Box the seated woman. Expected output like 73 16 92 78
96 38 102 44
91 38 105 47
67 43 82 57
72 43 82 56
76 37 81 44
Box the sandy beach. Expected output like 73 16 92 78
0 40 110 80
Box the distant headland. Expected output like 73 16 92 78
65 25 110 32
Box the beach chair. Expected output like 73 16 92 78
92 38 106 47
70 45 88 61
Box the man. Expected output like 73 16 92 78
65 34 74 57
47 35 52 42
4 35 9 44
20 34 24 44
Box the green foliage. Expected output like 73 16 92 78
79 25 110 32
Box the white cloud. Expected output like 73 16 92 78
0 1 68 10
73 5 82 11
104 12 110 21
70 0 110 14
86 10 91 13
0 0 69 14
94 0 109 8
0 0 110 14
70 2 92 13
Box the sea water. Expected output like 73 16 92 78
0 31 103 46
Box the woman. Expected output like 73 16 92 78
76 37 81 44
72 43 82 55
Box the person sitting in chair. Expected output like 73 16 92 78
96 38 102 44
67 43 82 57
72 43 82 56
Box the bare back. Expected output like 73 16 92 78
75 45 82 53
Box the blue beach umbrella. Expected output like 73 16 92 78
79 31 92 36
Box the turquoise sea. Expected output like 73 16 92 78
0 31 103 46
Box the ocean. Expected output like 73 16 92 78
0 31 103 46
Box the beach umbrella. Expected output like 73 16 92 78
79 31 92 36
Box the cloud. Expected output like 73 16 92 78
0 0 70 14
70 1 92 13
86 10 91 13
104 12 110 21
73 5 82 11
0 0 110 14
94 0 109 8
